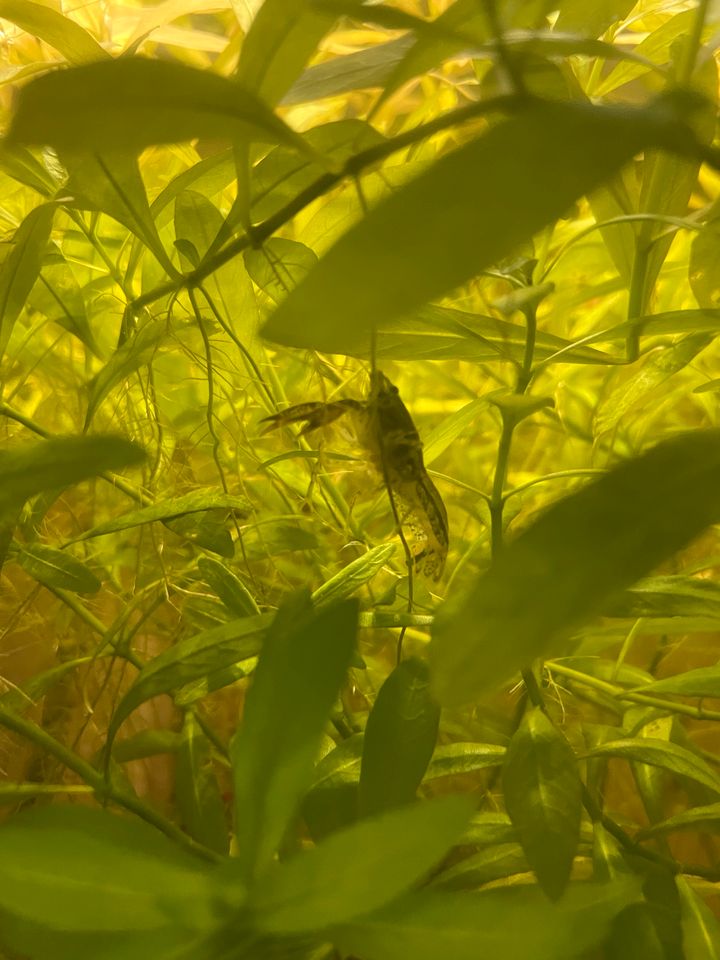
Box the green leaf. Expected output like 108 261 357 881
0 202 55 360
677 877 720 959
283 34 415 104
426 742 507 779
586 739 720 796
611 575 720 619
0 657 91 713
431 843 528 889
594 333 713 435
251 794 474 934
7 58 312 155
639 803 720 838
431 429 720 706
175 715 229 855
502 707 582 900
112 729 184 762
63 152 175 274
198 557 260 617
0 0 109 64
422 396 491 466
359 657 439 816
262 97 704 352
311 543 396 607
334 877 642 960
244 238 318 304
690 220 720 309
0 436 145 515
84 318 170 428
0 805 216 934
75 490 250 540
235 0 335 107
230 595 358 883
106 613 272 748
630 665 720 699
554 0 637 39
16 543 101 593
0 142 57 195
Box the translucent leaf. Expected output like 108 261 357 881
431 429 720 705
262 97 703 353
234 0 335 106
244 238 318 304
175 715 229 854
502 707 582 900
0 0 109 65
310 543 396 607
334 877 642 960
106 612 272 748
16 543 101 594
7 58 312 154
359 657 439 816
251 794 474 934
677 877 720 960
0 203 55 360
554 0 637 39
230 595 358 883
0 436 145 515
586 739 720 796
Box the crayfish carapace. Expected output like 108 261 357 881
260 372 449 580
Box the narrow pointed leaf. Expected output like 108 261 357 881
17 543 101 593
639 803 720 838
252 794 474 933
230 596 358 883
311 543 395 607
630 665 720 699
0 203 55 359
431 430 720 706
502 707 582 900
75 491 250 540
677 876 720 959
359 656 440 816
175 715 229 854
587 739 720 796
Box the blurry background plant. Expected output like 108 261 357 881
1 0 720 957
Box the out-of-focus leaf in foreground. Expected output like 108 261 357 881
431 430 720 706
262 95 706 353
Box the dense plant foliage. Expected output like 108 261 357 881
1 0 720 957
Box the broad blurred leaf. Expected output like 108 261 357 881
502 707 582 900
107 613 272 747
251 794 474 934
359 657 439 816
611 575 720 619
0 0 109 64
0 436 145 515
0 805 216 932
334 877 642 960
16 543 101 593
0 202 56 360
76 490 250 539
431 430 720 706
262 97 703 352
587 739 720 796
7 58 311 154
230 595 358 883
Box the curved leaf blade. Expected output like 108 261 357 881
359 656 440 816
7 58 310 154
17 543 101 594
502 708 582 900
587 739 720 796
262 97 703 352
